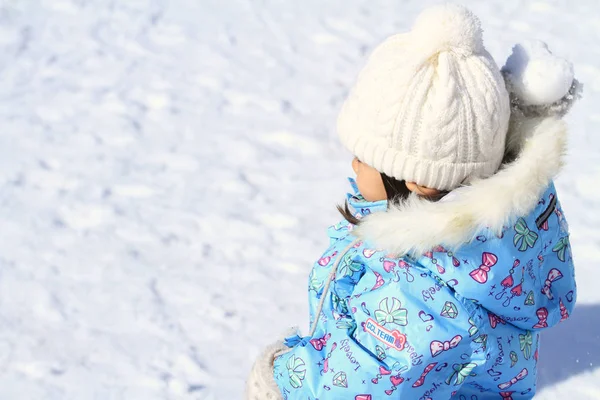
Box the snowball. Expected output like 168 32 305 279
411 4 483 56
503 40 574 106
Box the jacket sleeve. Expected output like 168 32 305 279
273 251 487 399
345 256 487 399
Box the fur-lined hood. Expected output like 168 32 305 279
347 115 576 332
353 116 568 255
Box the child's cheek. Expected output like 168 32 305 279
356 176 371 198
356 174 366 196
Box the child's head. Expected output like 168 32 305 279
338 4 511 194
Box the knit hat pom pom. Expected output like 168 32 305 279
411 4 484 57
503 41 575 106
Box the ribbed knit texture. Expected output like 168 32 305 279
337 4 511 190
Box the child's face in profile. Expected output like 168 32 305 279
352 157 442 201
352 157 387 202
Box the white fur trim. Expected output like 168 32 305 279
245 341 287 400
353 117 567 255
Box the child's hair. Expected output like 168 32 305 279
337 173 448 225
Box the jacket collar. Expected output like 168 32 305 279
346 177 389 217
353 117 568 255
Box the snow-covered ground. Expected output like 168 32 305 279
0 0 599 398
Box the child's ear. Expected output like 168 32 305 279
405 182 441 197
352 157 360 174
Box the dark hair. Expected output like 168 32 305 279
337 172 448 225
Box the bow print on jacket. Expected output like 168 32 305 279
541 268 563 300
309 333 331 351
469 252 498 284
430 335 463 357
513 218 539 251
498 368 529 390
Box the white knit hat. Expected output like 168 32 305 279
337 4 511 191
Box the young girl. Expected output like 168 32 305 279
246 4 580 399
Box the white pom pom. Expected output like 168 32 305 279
412 4 483 56
503 40 574 106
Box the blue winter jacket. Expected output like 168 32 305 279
273 175 576 400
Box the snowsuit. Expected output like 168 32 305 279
272 177 575 400
244 117 577 400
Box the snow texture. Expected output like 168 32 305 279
0 0 598 399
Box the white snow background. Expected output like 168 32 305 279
0 0 599 399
